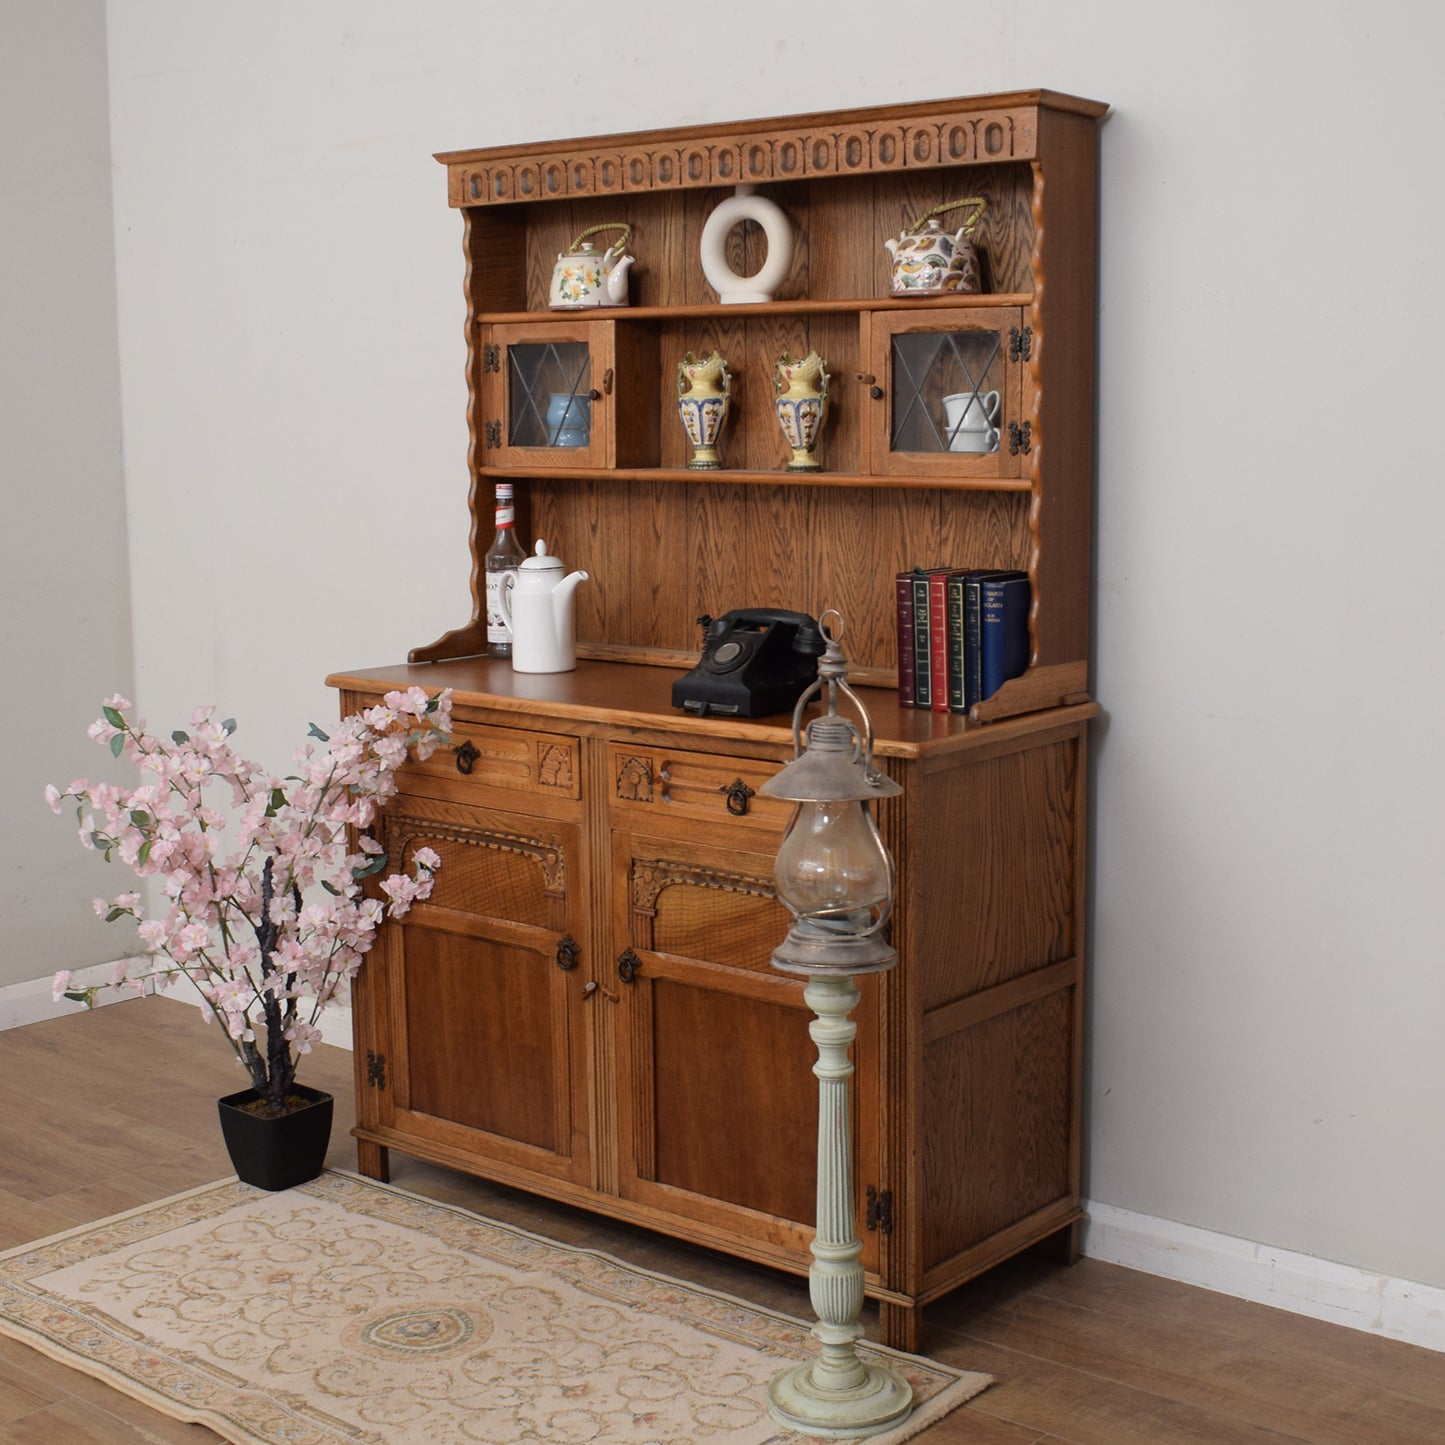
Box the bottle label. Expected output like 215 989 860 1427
486 570 514 644
495 506 515 527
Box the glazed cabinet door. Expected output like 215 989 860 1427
479 319 660 471
867 305 1030 480
365 792 591 1189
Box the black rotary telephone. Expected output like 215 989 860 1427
671 609 826 718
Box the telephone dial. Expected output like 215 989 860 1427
671 608 826 718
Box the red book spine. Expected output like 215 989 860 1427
929 572 951 711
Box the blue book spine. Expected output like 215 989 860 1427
980 574 1031 700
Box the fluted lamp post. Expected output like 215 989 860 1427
758 613 914 1440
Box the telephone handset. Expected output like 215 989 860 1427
671 608 826 717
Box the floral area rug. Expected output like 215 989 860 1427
0 1170 989 1444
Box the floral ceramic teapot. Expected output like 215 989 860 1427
549 223 635 309
884 198 987 296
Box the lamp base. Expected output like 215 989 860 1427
767 1359 914 1440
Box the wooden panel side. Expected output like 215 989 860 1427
919 987 1074 1269
1029 108 1101 672
907 733 1079 1010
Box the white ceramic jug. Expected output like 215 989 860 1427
499 540 590 673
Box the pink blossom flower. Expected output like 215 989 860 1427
51 971 73 1001
46 688 452 1104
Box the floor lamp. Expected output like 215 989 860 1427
758 613 914 1440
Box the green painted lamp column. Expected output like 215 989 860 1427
758 615 914 1440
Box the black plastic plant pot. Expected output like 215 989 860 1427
217 1083 334 1191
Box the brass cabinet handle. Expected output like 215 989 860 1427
455 740 480 774
617 949 643 984
556 934 581 971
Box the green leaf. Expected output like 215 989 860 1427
172 730 189 744
138 839 153 865
321 879 340 896
222 718 237 735
103 705 125 728
105 907 126 922
130 809 150 827
351 854 388 880
63 988 99 1007
110 734 124 758
307 723 330 741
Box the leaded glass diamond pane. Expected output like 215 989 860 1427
508 342 592 448
890 329 1004 454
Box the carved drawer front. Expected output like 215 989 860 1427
608 745 791 834
401 720 580 803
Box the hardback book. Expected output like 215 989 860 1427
928 570 955 713
894 571 917 706
980 571 1032 702
909 567 954 711
956 569 1029 711
944 569 987 712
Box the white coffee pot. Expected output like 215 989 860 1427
499 540 590 673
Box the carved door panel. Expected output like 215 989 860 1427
368 793 591 1188
609 829 882 1274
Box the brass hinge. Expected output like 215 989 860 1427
865 1185 893 1234
366 1050 386 1089
1009 325 1033 362
484 420 502 449
482 343 501 373
1008 420 1032 456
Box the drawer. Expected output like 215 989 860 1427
607 744 793 834
400 720 581 804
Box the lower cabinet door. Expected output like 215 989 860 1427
610 830 882 1273
369 794 590 1188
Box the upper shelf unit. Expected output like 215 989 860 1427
418 91 1105 720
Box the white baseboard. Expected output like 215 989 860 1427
0 959 141 1030
0 966 353 1051
1083 1199 1445 1354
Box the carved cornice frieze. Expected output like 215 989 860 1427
445 106 1038 208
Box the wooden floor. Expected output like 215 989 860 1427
1 999 1442 1443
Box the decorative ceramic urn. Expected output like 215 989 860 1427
676 350 732 469
774 350 829 472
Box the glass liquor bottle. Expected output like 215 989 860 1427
484 482 524 658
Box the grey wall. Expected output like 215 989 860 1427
1 0 132 986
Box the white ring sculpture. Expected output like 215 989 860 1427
699 185 794 304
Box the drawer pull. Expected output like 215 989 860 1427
556 934 581 972
719 778 755 816
454 740 480 775
617 949 643 985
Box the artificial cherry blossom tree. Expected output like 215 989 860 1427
48 687 452 1116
